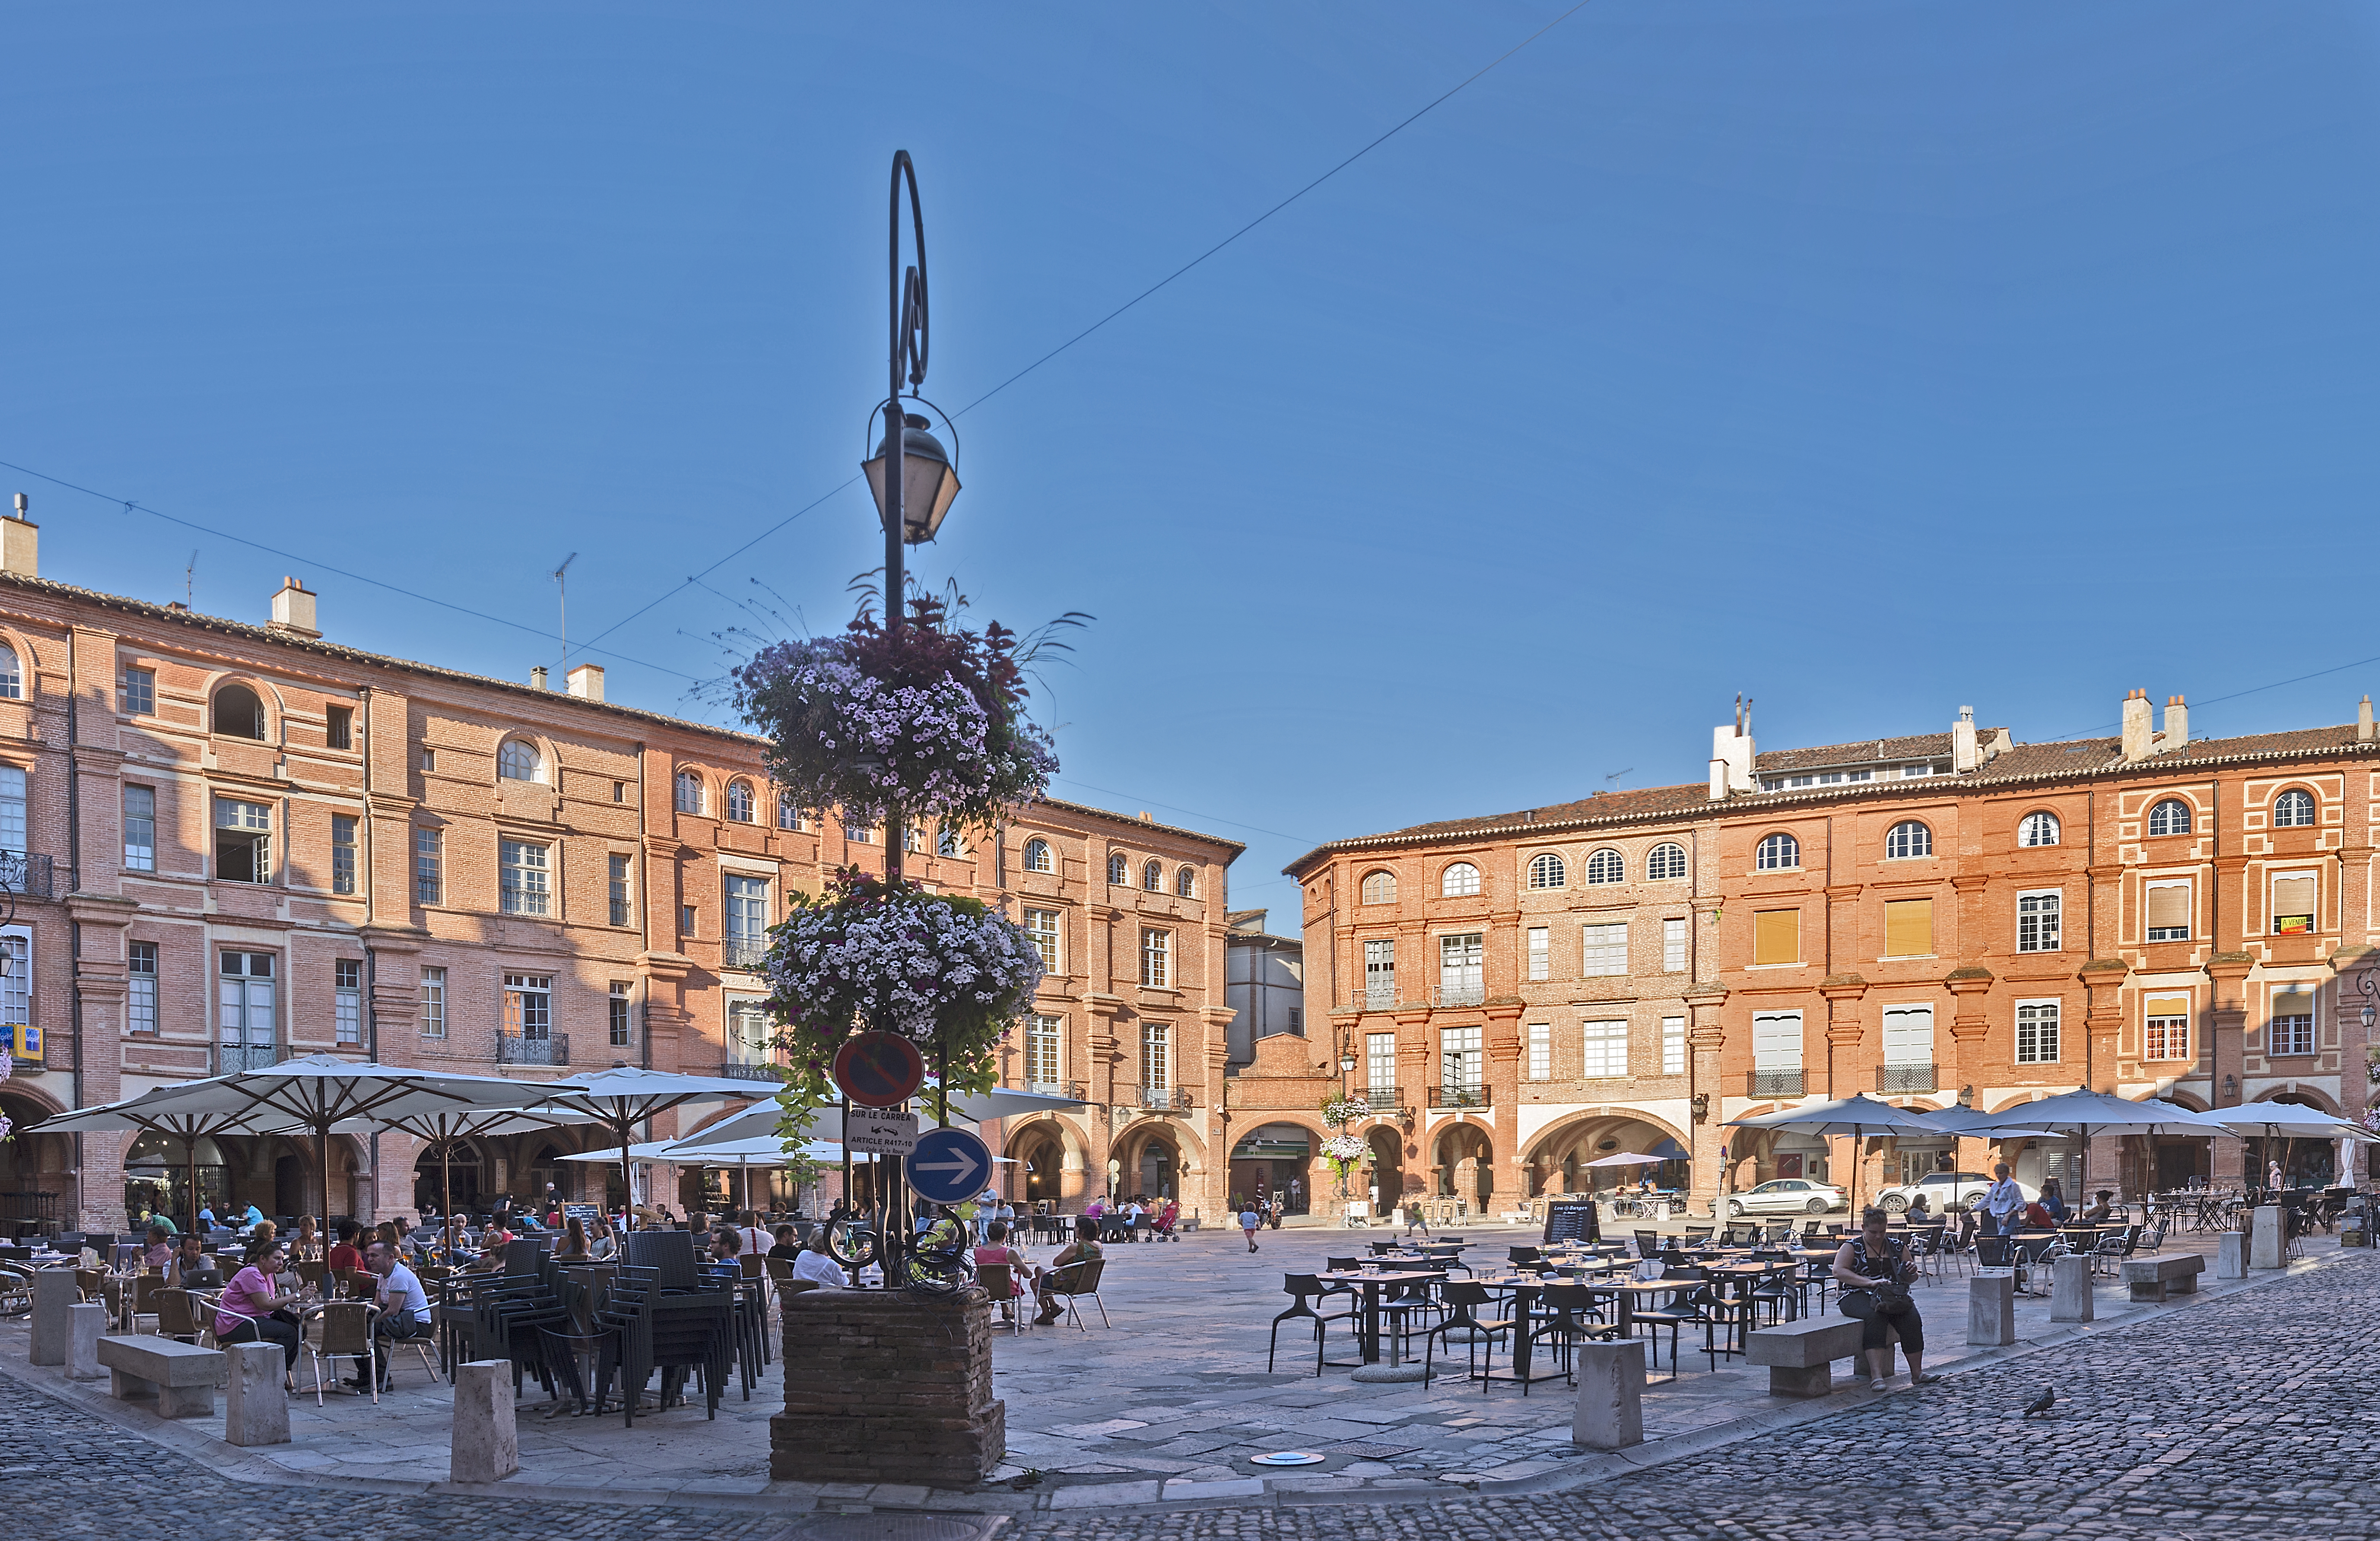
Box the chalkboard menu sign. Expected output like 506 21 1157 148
562 1203 602 1223
1542 1199 1601 1246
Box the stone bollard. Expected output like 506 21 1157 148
2215 1232 2250 1279
66 1303 107 1379
1967 1274 2016 1346
1570 1338 1645 1450
2250 1206 2286 1270
29 1270 75 1366
223 1342 289 1447
450 1361 519 1484
2049 1255 2095 1323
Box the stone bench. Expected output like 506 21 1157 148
96 1334 224 1417
2121 1252 2204 1303
1745 1316 1865 1397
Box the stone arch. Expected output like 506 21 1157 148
1431 1120 1495 1211
1007 1112 1091 1208
1112 1117 1206 1204
1521 1109 1692 1198
1228 1113 1330 1217
1365 1124 1408 1215
202 670 289 742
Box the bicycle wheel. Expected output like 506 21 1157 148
902 1248 976 1299
825 1215 878 1270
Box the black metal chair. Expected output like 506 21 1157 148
1420 1280 1515 1390
1631 1230 1663 1260
1525 1281 1617 1388
1267 1273 1358 1375
1627 1267 1705 1383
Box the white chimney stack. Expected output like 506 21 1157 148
2360 695 2373 743
267 576 319 638
1708 694 1756 799
530 665 549 691
1952 706 1978 773
2156 694 2188 753
2121 689 2153 762
0 494 37 580
566 663 605 701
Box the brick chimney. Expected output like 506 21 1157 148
1 493 39 580
567 663 605 701
267 576 319 639
2156 694 2188 753
2121 689 2153 762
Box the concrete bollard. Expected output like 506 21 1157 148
66 1302 107 1379
1570 1338 1645 1450
2250 1207 2286 1269
2049 1255 2095 1323
223 1341 289 1447
29 1270 75 1366
450 1361 519 1483
2215 1232 2249 1279
1967 1274 2016 1346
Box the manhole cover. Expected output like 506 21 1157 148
768 1518 995 1541
1322 1441 1415 1460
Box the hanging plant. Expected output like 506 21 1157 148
1320 1095 1371 1130
761 867 1045 1128
1321 1133 1370 1182
729 591 1063 834
0 1047 11 1141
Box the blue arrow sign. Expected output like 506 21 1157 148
905 1126 993 1206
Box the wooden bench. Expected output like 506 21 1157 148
2121 1253 2204 1303
1745 1316 1863 1397
96 1334 224 1417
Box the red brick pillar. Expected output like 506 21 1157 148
773 1290 1005 1485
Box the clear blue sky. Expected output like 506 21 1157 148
8 5 2380 919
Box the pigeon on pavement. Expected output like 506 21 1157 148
2021 1387 2056 1417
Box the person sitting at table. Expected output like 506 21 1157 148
2038 1179 2069 1225
1832 1207 1939 1392
240 1203 267 1233
327 1219 365 1282
353 1239 430 1394
197 1203 219 1232
790 1230 848 1289
215 1238 302 1382
291 1215 322 1261
1034 1217 1105 1325
2078 1190 2116 1226
553 1217 593 1263
710 1225 742 1264
765 1224 803 1262
736 1209 771 1260
972 1220 1036 1322
142 1225 175 1270
166 1231 212 1288
1904 1193 1934 1223
2018 1196 2058 1230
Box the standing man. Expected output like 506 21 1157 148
1981 1162 2024 1238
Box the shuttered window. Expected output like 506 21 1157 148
1881 1004 1934 1066
2145 883 2191 941
1751 1011 1802 1072
1883 899 1933 958
1754 908 1800 966
2270 989 2316 1056
2271 872 2317 935
2144 994 2192 1061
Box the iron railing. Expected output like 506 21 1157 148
1348 987 1403 1010
721 938 768 972
217 1044 279 1073
1024 1080 1086 1100
1137 1085 1194 1111
1434 985 1486 1008
1359 1086 1404 1114
1747 1069 1805 1098
1876 1063 1936 1094
716 1061 780 1083
0 853 53 901
498 1032 569 1068
1429 1083 1490 1110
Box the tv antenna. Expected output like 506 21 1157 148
184 550 197 609
552 552 578 671
1605 768 1634 792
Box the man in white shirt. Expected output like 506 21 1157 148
360 1240 432 1392
1981 1163 2024 1238
737 1209 771 1260
790 1233 849 1289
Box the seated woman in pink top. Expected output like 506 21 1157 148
214 1238 302 1376
970 1221 1036 1321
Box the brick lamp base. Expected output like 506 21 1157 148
771 1287 1006 1487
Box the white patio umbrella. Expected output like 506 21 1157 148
529 1067 774 1230
667 1082 1090 1153
356 1105 598 1257
560 1135 842 1214
2202 1104 2379 1194
32 1087 313 1233
1954 1088 2236 1201
1724 1094 1960 1215
1584 1151 1666 1168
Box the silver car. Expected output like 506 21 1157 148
1873 1170 2039 1215
1723 1178 1847 1217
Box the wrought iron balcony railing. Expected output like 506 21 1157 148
717 1060 781 1083
1876 1062 1936 1094
721 938 768 972
1359 1085 1405 1114
1138 1085 1194 1111
1747 1069 1805 1098
1024 1080 1086 1101
218 1044 279 1073
1434 985 1486 1008
1349 987 1404 1010
1429 1083 1490 1110
0 852 53 901
498 1032 569 1068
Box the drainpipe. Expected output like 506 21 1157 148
67 669 84 1219
362 687 378 1219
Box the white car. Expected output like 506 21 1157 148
1722 1178 1847 1217
1873 1170 2040 1216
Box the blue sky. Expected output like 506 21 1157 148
7 4 2380 918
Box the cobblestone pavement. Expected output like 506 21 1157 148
1016 1245 2380 1541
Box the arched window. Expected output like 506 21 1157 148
1756 832 1800 871
1527 852 1567 889
1441 862 1481 897
1175 865 1197 898
777 790 802 830
1143 859 1164 892
1360 870 1397 906
214 683 265 740
1647 843 1688 881
1885 821 1932 860
1107 852 1129 885
2019 811 2060 848
2147 799 2192 837
1024 838 1053 874
0 645 20 700
1585 849 1625 885
2273 789 2316 828
496 739 542 782
725 781 755 822
673 770 704 815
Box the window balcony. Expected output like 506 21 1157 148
1875 1062 1936 1094
1747 1069 1805 1099
1429 1083 1490 1110
1023 1080 1086 1101
0 853 54 900
716 1061 780 1083
1349 987 1404 1011
1433 985 1486 1008
218 1044 279 1073
720 939 768 972
1358 1086 1406 1116
498 1032 569 1068
1137 1085 1194 1111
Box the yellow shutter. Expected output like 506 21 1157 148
1883 898 1933 958
2270 872 2317 932
1754 908 1799 966
2145 883 2190 932
2143 993 2192 1020
2271 989 2315 1019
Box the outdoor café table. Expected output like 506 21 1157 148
1465 1273 1564 1388
1315 1268 1439 1365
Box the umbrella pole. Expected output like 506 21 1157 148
318 1122 332 1226
621 1124 636 1233
185 1131 200 1236
442 1138 454 1261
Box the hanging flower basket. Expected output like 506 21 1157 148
1322 1133 1370 1165
761 868 1045 1119
1320 1095 1371 1130
730 594 1056 832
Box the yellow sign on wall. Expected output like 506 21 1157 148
8 1024 39 1063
